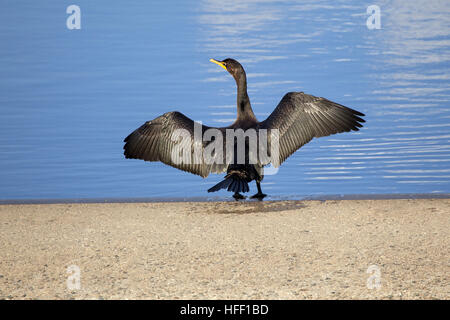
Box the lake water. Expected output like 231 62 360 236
0 0 449 200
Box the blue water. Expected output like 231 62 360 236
0 0 449 200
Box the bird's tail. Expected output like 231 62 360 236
207 175 249 193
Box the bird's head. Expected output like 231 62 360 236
210 58 245 80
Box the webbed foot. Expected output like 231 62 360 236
250 193 267 201
233 192 246 201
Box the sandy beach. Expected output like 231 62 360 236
0 199 448 300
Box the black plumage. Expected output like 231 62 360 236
124 58 365 200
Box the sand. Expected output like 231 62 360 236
0 199 448 300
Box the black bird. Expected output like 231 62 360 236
123 58 365 200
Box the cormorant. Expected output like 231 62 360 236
123 58 365 200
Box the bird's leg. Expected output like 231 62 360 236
233 192 246 201
250 181 267 200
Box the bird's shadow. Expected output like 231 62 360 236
212 200 306 215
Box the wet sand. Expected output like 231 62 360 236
0 199 448 299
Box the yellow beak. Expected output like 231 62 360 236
210 58 227 71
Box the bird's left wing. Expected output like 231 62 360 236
124 111 228 178
259 92 365 166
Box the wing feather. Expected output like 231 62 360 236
124 111 227 178
259 92 365 166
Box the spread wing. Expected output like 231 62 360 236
259 92 365 166
123 111 228 178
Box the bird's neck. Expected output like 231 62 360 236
235 72 257 122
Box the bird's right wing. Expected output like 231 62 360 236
259 92 365 166
123 111 228 178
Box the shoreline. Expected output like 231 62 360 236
0 198 449 299
0 192 449 205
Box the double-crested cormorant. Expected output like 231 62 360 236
123 58 365 200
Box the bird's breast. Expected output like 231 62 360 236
229 119 259 130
